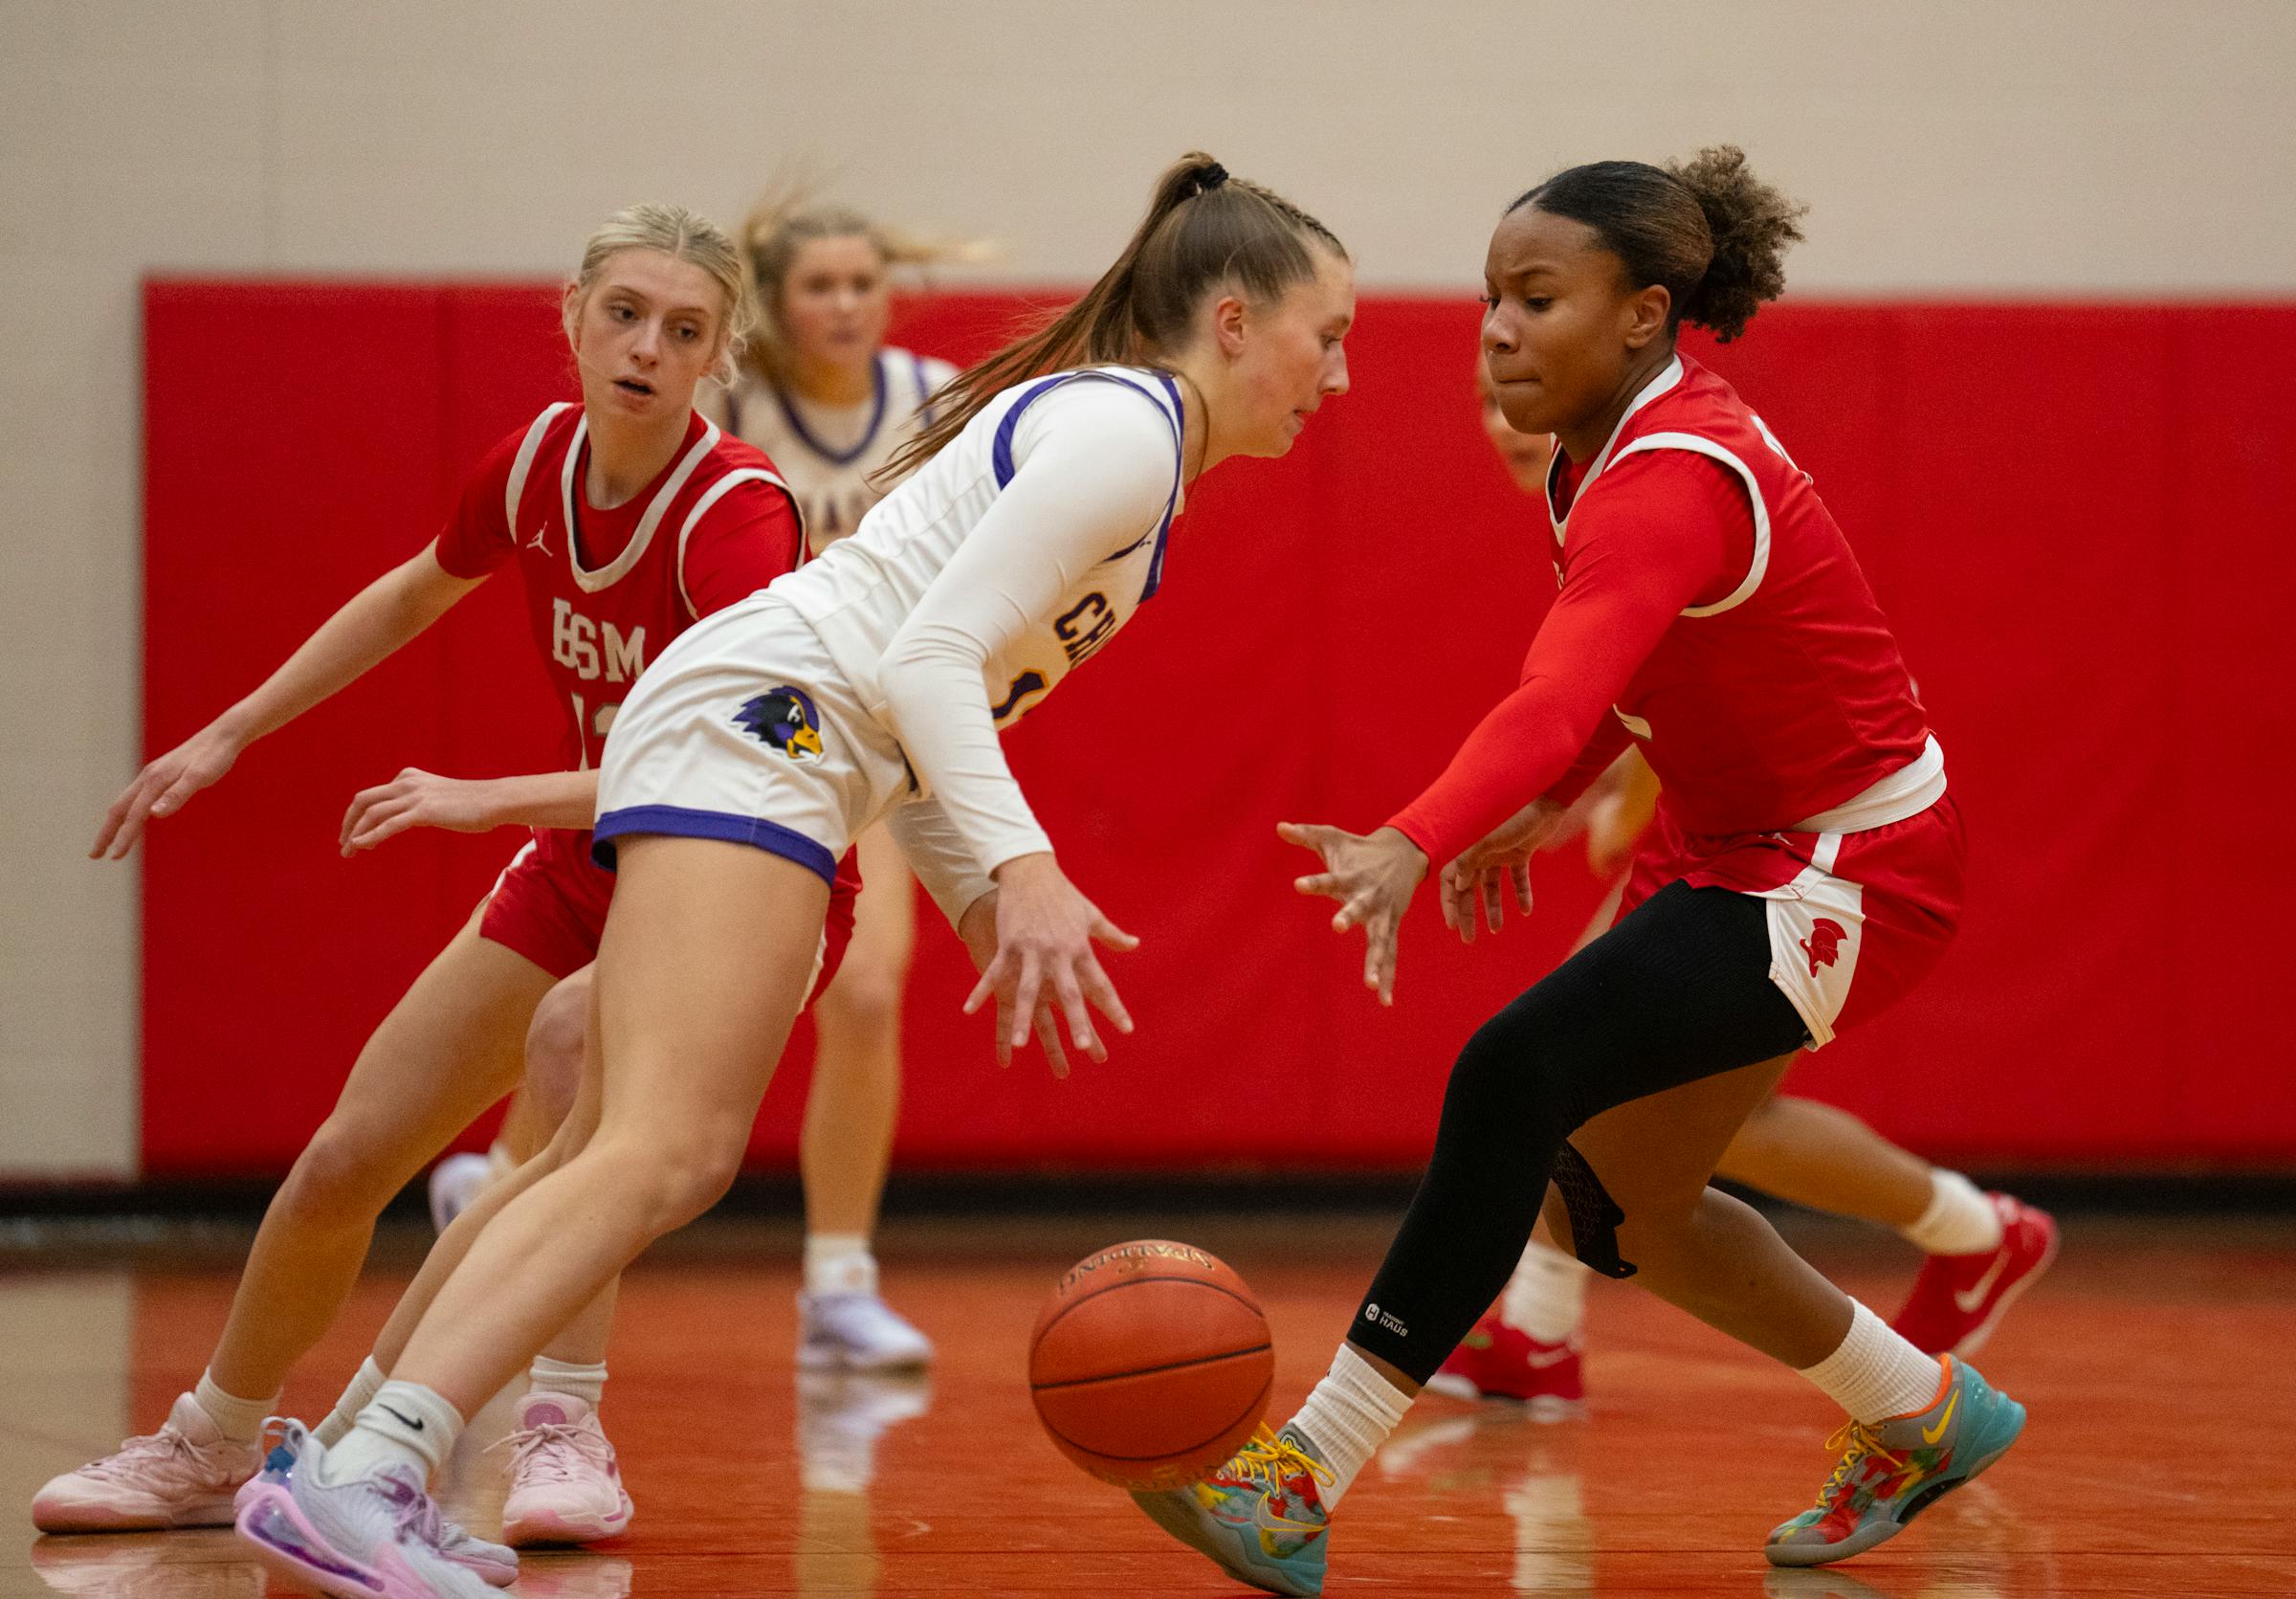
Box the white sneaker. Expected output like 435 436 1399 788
797 1290 934 1372
427 1153 496 1234
233 1421 492 1598
796 1370 931 1493
498 1392 633 1547
233 1422 518 1588
33 1392 261 1533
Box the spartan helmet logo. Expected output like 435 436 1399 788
733 686 825 765
1799 917 1847 978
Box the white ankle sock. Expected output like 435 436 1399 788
1898 1170 2002 1255
1796 1300 1945 1424
1287 1344 1413 1510
528 1355 608 1409
1498 1238 1589 1344
191 1369 277 1445
805 1233 877 1296
320 1381 463 1485
315 1356 387 1447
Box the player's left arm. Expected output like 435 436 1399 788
339 767 599 855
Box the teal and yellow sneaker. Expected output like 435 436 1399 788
1765 1355 2025 1567
1130 1425 1334 1597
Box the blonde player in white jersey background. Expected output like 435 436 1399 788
708 193 972 1373
231 152 1356 1599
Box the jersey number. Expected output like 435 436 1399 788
569 693 618 769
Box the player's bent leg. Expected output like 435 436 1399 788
800 823 930 1373
1558 1057 2024 1566
34 915 552 1538
382 836 827 1420
1717 1095 1933 1231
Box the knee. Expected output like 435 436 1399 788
1609 1183 1728 1273
521 976 590 1131
585 1124 748 1236
817 957 905 1037
1448 999 1580 1134
278 1118 402 1227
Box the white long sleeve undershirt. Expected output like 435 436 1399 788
875 380 1177 884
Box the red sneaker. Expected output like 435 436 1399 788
1424 1317 1584 1415
1888 1193 2059 1357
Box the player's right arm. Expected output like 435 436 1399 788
93 542 486 860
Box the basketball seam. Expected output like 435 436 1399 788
1038 1370 1275 1464
1032 1274 1263 1348
1029 1342 1273 1393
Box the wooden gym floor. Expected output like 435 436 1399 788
5 1210 2292 1596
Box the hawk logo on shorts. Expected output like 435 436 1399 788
734 687 824 765
1800 917 1847 977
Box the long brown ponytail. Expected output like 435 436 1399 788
879 152 1343 483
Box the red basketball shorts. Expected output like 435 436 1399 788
480 826 856 996
1618 792 1966 1049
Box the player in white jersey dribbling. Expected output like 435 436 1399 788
710 193 973 1375
230 151 1354 1599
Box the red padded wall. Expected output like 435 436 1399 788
141 281 2296 1173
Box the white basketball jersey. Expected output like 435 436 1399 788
722 345 958 555
767 365 1185 735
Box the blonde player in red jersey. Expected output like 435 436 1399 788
39 205 850 1581
1144 148 2025 1591
1431 361 2056 1412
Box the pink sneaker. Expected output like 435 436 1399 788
1424 1317 1586 1416
499 1392 633 1547
1889 1193 2060 1357
33 1392 261 1533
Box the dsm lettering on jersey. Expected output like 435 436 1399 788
734 686 826 765
1054 592 1115 667
551 598 646 684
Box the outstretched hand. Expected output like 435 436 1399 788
90 722 247 860
1436 796 1565 944
1278 821 1428 1006
960 854 1137 1075
340 768 499 855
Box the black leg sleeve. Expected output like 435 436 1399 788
1347 883 1807 1383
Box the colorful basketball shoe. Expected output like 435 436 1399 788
1889 1193 2058 1357
1764 1355 2025 1567
1424 1317 1585 1415
33 1392 260 1532
798 1289 934 1372
236 1424 517 1588
233 1421 493 1598
1130 1424 1333 1597
499 1392 633 1546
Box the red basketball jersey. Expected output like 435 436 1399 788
435 403 803 770
1543 355 1932 836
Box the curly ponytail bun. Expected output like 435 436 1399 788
1666 145 1805 343
1511 145 1806 344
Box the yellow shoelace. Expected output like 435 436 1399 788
1813 1420 1904 1508
1226 1426 1336 1494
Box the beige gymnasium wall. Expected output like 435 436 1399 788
3 0 2290 1176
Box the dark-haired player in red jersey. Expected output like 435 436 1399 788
1430 358 2056 1414
1142 149 2024 1592
42 204 854 1584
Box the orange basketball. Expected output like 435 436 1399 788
1028 1239 1274 1491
